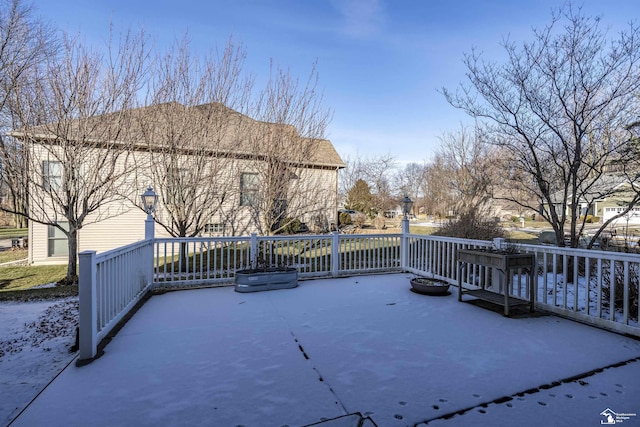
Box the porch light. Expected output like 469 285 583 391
401 195 413 219
141 186 158 216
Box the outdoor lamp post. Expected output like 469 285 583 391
141 186 158 217
401 195 414 220
400 195 413 268
401 195 413 236
141 186 158 240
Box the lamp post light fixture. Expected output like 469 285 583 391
141 186 158 240
400 195 413 269
141 186 158 218
401 195 414 219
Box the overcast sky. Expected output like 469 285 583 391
33 0 640 165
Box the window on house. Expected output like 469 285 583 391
204 223 225 235
48 222 69 257
240 173 259 207
42 160 62 191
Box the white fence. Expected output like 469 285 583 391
78 240 154 360
78 231 639 362
518 242 639 336
151 233 403 287
404 235 639 337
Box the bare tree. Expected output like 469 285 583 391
422 157 453 218
363 154 396 214
393 162 427 215
625 122 640 177
0 0 57 227
8 30 149 280
133 35 252 238
338 154 363 203
437 124 497 216
444 4 640 247
339 153 396 216
417 125 497 221
238 62 334 235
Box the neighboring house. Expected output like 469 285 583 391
546 173 640 225
13 102 345 265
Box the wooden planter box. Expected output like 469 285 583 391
234 268 298 293
457 249 535 270
457 249 535 316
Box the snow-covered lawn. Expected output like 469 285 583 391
3 274 640 426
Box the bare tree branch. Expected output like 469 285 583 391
0 0 57 227
133 35 253 238
9 28 149 279
444 4 640 247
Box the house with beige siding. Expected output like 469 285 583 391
14 102 345 265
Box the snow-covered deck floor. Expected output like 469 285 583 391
12 273 640 427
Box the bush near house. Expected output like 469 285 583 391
373 216 386 230
353 213 366 228
600 261 639 322
279 218 303 234
338 212 352 226
434 211 505 240
581 215 600 223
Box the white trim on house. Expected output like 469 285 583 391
603 206 640 225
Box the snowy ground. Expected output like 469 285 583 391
0 297 78 426
3 274 640 426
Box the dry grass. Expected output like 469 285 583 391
0 249 27 264
0 228 27 239
506 230 540 244
0 264 67 294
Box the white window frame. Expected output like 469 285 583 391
42 160 62 191
204 223 225 235
48 222 69 257
240 173 259 207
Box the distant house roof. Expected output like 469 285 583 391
549 173 638 204
9 102 346 170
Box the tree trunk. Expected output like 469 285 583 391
180 241 188 272
67 226 79 281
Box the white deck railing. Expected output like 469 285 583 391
78 240 154 361
78 230 639 361
404 234 639 337
151 232 404 287
517 242 639 336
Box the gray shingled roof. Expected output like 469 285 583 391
10 102 345 170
